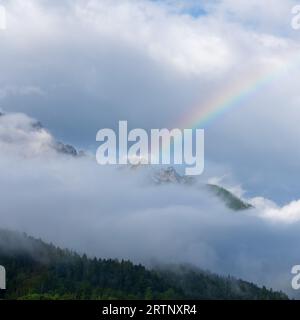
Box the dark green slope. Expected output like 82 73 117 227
206 184 253 211
0 229 287 300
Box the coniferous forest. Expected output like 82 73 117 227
0 229 288 300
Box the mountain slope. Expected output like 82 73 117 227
0 229 287 300
151 167 252 211
206 184 253 211
0 112 81 157
152 166 196 185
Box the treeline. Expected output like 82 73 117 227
0 229 288 300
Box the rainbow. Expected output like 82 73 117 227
179 54 298 129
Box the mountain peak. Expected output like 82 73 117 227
152 166 196 185
207 184 253 211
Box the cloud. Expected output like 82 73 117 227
0 112 55 156
250 197 300 223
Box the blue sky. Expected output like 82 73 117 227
151 0 208 17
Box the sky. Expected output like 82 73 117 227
1 0 300 296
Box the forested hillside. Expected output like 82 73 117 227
0 229 287 300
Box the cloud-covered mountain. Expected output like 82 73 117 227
1 0 300 203
0 110 253 213
1 111 300 298
0 112 81 157
148 166 252 210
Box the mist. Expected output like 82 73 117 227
1 112 300 297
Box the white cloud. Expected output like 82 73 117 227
250 197 300 223
5 0 234 75
0 113 55 156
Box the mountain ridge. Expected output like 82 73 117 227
150 166 253 211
